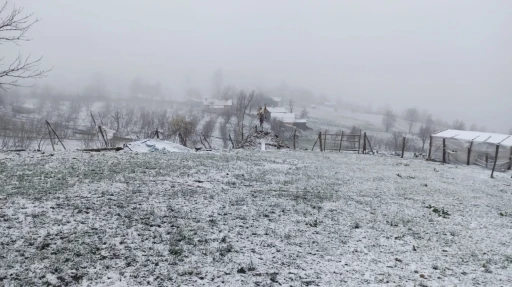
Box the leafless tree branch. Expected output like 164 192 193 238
0 1 51 91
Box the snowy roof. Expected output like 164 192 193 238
208 105 225 109
267 107 287 113
271 97 282 102
272 113 296 122
433 129 512 147
203 98 232 106
294 119 307 123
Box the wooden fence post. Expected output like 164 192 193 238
428 135 433 160
442 138 446 163
323 130 327 152
366 135 374 154
401 136 406 158
508 146 512 170
339 131 343 152
467 140 473 165
46 120 66 150
358 130 362 154
491 144 500 178
293 129 296 150
312 132 320 151
47 122 55 151
363 132 367 154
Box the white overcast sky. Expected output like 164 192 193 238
6 0 512 131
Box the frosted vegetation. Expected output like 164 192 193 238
1 150 511 286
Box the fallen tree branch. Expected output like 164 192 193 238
78 147 123 152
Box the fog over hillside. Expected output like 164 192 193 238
3 0 511 132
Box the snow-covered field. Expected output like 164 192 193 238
1 150 511 286
307 106 428 134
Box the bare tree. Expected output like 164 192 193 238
300 107 309 119
0 2 51 91
386 131 419 152
382 109 397 132
349 126 360 148
452 120 466 130
219 120 229 148
418 124 432 152
288 98 295 113
169 114 199 147
201 116 216 142
111 111 121 132
404 108 419 133
234 90 254 144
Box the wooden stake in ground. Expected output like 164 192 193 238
401 136 406 158
363 132 367 154
366 134 374 154
293 129 296 150
46 120 66 150
339 131 343 152
508 147 512 171
442 138 446 163
311 135 318 151
323 130 327 152
467 140 473 165
47 122 55 151
312 132 321 151
358 130 362 154
490 144 500 178
428 135 433 160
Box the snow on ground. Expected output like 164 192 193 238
308 106 419 134
1 150 511 286
125 139 192 153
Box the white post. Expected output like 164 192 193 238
261 141 266 151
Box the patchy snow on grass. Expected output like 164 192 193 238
125 139 191 153
0 150 511 286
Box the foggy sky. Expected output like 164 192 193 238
7 0 512 132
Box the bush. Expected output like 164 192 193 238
169 114 199 147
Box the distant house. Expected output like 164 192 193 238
264 107 287 121
292 119 308 130
271 112 296 123
203 98 232 113
264 107 308 130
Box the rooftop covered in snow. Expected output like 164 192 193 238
266 107 287 114
433 129 512 147
203 98 232 106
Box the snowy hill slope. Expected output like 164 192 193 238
1 150 511 286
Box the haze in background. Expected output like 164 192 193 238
7 0 511 132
